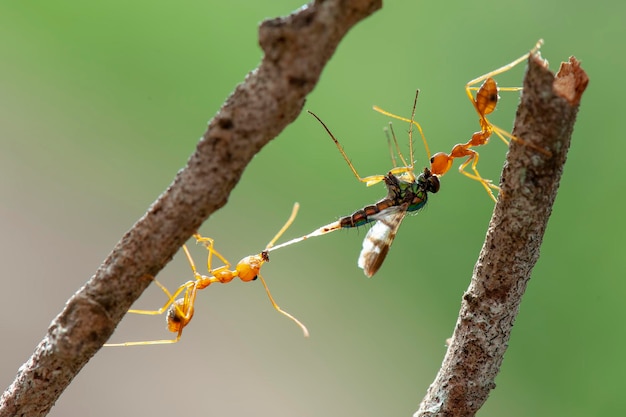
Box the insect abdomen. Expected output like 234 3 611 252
338 199 395 228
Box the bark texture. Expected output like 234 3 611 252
0 1 382 416
415 55 589 416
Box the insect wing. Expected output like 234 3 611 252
358 205 408 277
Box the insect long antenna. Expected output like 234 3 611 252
385 123 408 168
407 90 419 164
384 126 397 168
308 110 365 182
258 273 309 337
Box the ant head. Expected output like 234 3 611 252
236 254 264 282
429 152 454 177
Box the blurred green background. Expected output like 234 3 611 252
1 1 622 416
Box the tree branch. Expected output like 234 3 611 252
0 1 381 416
415 55 589 416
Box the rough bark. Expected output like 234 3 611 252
415 56 589 416
0 1 382 416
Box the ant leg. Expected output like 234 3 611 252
192 235 233 272
166 283 198 332
106 236 237 347
261 203 308 336
372 103 431 162
464 42 551 158
189 236 239 285
123 244 201 318
467 86 522 93
465 40 543 91
104 334 182 347
257 273 309 337
381 91 419 169
128 279 193 316
497 87 523 92
494 126 552 157
465 40 543 123
469 78 548 156
104 283 192 347
457 152 499 202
